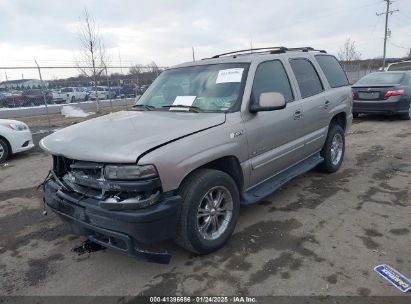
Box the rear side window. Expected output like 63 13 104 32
252 60 294 103
289 58 323 99
315 55 349 88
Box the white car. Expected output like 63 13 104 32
51 89 64 104
0 119 34 163
60 87 88 103
89 86 110 100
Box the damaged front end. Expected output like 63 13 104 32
43 155 182 264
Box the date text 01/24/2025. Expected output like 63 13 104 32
149 296 257 303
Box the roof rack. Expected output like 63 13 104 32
209 46 327 59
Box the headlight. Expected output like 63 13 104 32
3 123 28 131
104 165 157 180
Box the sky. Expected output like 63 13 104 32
1 0 411 80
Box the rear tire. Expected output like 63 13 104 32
175 169 240 254
318 124 345 173
400 102 411 120
71 96 75 103
0 138 10 164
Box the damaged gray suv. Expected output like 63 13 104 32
40 47 352 263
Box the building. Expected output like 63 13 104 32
0 79 48 90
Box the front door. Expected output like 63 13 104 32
244 60 306 187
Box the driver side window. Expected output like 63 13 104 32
252 60 294 104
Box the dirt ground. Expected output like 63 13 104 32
0 114 410 297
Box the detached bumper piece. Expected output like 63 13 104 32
44 179 181 264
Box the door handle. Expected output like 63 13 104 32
293 110 303 120
324 100 330 109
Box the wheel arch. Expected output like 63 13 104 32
0 134 12 154
178 155 244 194
330 112 347 131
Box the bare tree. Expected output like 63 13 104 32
338 38 361 67
129 64 144 75
147 61 160 76
77 8 108 112
128 62 163 86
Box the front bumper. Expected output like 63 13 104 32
44 179 181 263
9 129 34 154
353 98 410 114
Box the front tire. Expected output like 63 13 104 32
175 169 240 254
0 138 10 164
318 124 345 173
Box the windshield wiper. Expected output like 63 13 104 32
161 105 202 112
132 104 156 111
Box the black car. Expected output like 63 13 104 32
352 71 411 120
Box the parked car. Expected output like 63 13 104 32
81 87 92 101
89 86 110 100
0 119 34 163
40 47 352 263
51 89 65 104
60 87 88 103
1 90 52 107
386 60 411 71
0 93 6 107
110 86 125 99
122 85 137 97
138 84 149 95
22 89 53 106
3 91 26 107
352 71 411 120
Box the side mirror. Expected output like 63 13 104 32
249 92 286 113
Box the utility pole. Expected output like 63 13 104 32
192 46 196 62
376 0 399 69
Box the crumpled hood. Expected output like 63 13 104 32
40 110 225 163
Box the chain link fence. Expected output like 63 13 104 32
0 65 165 109
341 60 380 84
0 65 166 130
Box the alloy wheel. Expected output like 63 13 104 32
196 186 233 241
330 133 344 166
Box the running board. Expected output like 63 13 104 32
241 153 324 205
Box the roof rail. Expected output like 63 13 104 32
209 46 326 59
286 47 327 53
211 47 287 58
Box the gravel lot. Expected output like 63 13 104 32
0 114 410 297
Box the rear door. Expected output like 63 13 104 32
311 55 351 152
244 60 305 185
289 57 330 155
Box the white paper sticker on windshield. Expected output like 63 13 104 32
171 96 197 110
216 68 244 84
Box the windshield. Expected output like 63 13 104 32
356 72 404 85
61 88 73 92
135 63 249 112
